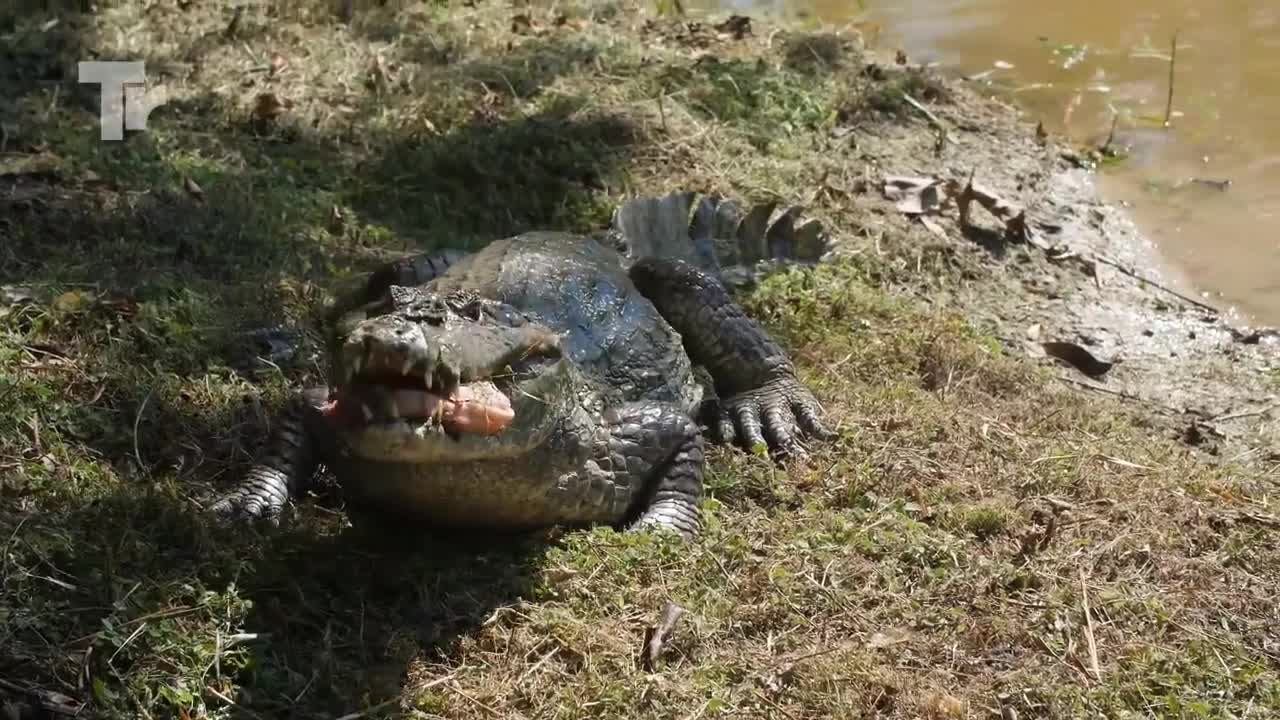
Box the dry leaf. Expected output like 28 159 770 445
269 52 289 77
510 13 535 34
253 93 291 121
925 692 967 718
919 215 947 237
641 601 686 671
367 55 391 92
1042 341 1114 378
1 285 37 306
953 175 1023 225
867 627 911 648
714 15 752 39
53 290 91 313
883 176 949 216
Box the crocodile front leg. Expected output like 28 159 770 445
603 402 704 540
629 258 834 457
209 387 331 522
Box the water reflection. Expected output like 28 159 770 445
701 0 1280 324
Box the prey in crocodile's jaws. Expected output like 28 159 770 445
320 380 514 436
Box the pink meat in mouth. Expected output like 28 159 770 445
321 381 514 435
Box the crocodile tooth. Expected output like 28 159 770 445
424 369 435 392
360 403 374 422
352 354 364 375
386 399 399 419
401 357 415 377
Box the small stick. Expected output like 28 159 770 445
0 679 81 716
1079 568 1102 681
205 686 266 720
224 4 243 39
1164 30 1179 127
1101 110 1118 154
1093 254 1219 314
1209 403 1280 424
333 674 456 720
1056 375 1182 415
901 92 955 144
133 387 154 474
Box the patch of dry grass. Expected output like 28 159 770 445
2 1 1277 719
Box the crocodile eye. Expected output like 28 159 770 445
411 297 449 325
445 290 482 320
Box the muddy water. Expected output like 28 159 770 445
705 0 1280 326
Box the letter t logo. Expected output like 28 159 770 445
78 61 164 141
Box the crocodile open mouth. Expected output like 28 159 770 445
321 372 515 436
324 288 565 452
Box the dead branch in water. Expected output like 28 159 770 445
1164 30 1179 127
1100 110 1120 155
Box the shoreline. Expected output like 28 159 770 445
823 36 1280 465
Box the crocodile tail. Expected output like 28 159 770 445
608 191 832 287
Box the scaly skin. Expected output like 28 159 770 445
630 258 833 457
212 226 830 540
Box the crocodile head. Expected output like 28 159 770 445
324 285 570 463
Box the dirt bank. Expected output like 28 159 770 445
814 51 1280 465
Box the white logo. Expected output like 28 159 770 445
78 61 167 141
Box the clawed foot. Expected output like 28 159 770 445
204 467 294 526
207 493 283 526
709 375 835 459
208 495 278 525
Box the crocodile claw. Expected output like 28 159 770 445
207 490 284 526
205 460 296 526
710 376 835 459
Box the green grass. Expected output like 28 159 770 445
3 1 1278 719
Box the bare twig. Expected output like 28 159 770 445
1057 375 1182 415
333 673 457 720
224 4 244 39
901 92 955 144
1209 403 1280 424
206 686 266 720
1079 569 1102 681
1093 254 1219 314
753 689 800 720
133 387 154 474
1101 110 1119 154
1164 30 1179 127
0 679 82 716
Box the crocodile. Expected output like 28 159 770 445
211 192 835 539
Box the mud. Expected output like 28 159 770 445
827 56 1280 465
